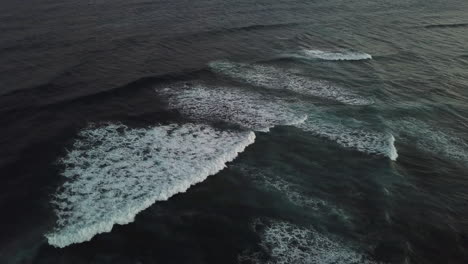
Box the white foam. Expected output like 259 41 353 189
297 118 398 160
159 84 308 132
46 123 255 248
209 61 372 105
391 118 467 163
239 220 377 264
301 49 372 61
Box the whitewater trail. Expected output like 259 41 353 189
46 123 255 248
159 83 308 132
297 118 398 160
209 61 373 106
299 49 372 61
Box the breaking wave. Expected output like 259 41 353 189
239 220 378 264
297 118 398 160
209 61 373 105
46 123 255 248
159 83 307 132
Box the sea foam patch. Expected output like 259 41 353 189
239 220 377 264
234 165 352 224
159 84 307 132
297 118 398 160
209 61 372 105
46 123 255 248
300 49 372 61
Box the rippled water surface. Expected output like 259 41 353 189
1 0 468 263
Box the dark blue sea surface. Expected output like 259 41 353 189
1 0 468 263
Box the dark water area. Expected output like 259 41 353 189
1 0 468 263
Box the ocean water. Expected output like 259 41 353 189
1 0 468 263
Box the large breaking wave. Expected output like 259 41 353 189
46 123 255 248
209 61 373 105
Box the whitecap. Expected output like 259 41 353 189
239 220 378 264
159 83 308 132
297 118 398 160
209 61 372 105
46 123 255 248
300 49 372 61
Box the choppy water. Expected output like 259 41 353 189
1 0 468 263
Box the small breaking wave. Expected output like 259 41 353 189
209 61 372 105
159 83 307 132
46 123 255 248
297 118 398 160
239 220 378 264
299 49 372 61
390 118 468 163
